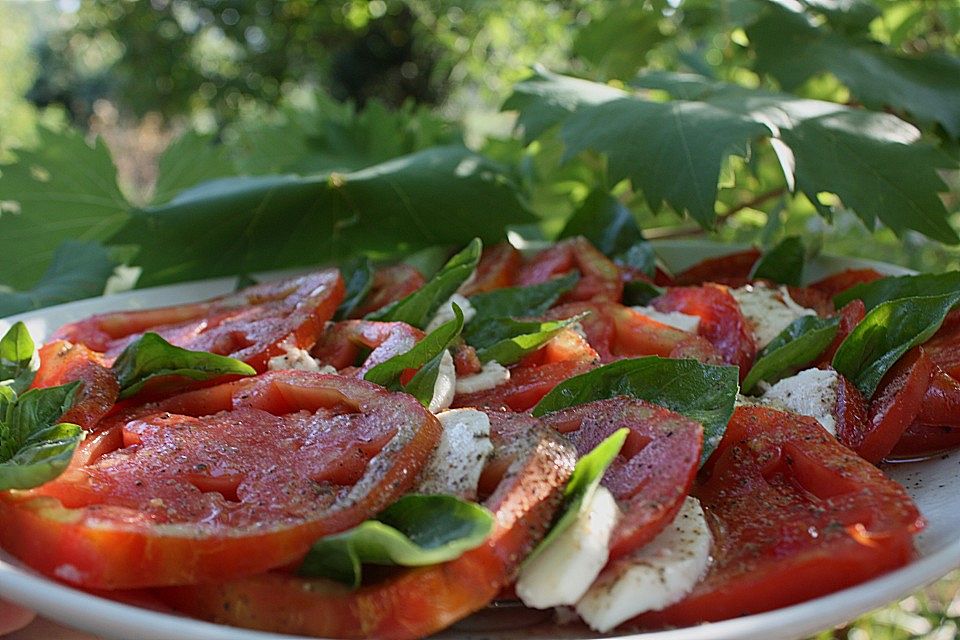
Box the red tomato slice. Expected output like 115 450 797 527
52 271 345 373
459 242 522 296
817 299 866 366
671 248 760 287
312 320 424 375
786 285 834 317
808 268 886 300
637 405 923 628
518 237 623 303
158 413 577 640
0 372 440 589
889 365 960 458
539 398 702 561
351 264 426 318
889 423 960 459
919 310 960 380
652 285 756 378
30 341 119 431
548 302 721 365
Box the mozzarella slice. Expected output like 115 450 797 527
576 497 712 633
417 408 493 501
267 344 336 373
516 486 619 609
426 293 477 333
428 350 456 413
632 306 701 333
729 284 816 349
762 367 841 436
455 360 510 395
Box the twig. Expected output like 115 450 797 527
716 187 787 222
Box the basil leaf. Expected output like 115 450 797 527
833 292 960 398
472 314 588 366
559 189 644 256
615 241 657 277
742 316 839 392
621 279 665 306
834 271 960 310
233 273 258 291
0 382 82 490
533 357 739 465
524 428 627 565
334 256 374 321
749 236 805 286
112 333 256 399
364 305 464 406
465 272 579 342
0 322 38 394
298 494 494 588
366 239 481 329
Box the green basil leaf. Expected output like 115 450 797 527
472 314 588 366
833 271 960 310
298 494 494 588
742 316 839 393
749 236 805 286
112 333 257 399
233 273 258 291
621 279 665 306
533 357 739 465
833 292 960 398
0 382 82 490
366 239 481 329
335 256 375 321
0 322 38 394
364 305 464 406
559 189 644 256
465 272 579 342
524 428 627 565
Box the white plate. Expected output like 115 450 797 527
0 241 957 640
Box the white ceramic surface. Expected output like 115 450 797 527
0 242 956 640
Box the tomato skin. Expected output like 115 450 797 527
459 243 522 296
919 310 960 380
0 372 441 589
518 237 623 303
637 405 922 629
351 264 426 319
817 299 866 366
30 341 119 431
539 398 702 561
834 372 869 448
312 320 423 375
808 268 885 300
889 365 960 458
786 285 834 317
671 248 760 287
652 285 756 378
889 423 960 459
158 416 577 640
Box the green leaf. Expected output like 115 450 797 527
471 314 587 366
525 428 627 565
298 494 494 588
0 322 37 394
621 279 666 306
533 357 739 465
750 235 805 286
559 190 644 256
616 241 657 278
832 293 960 398
833 272 960 311
364 305 464 406
0 127 129 289
111 333 256 400
0 382 82 491
334 256 374 321
367 239 481 329
111 147 531 287
742 316 839 392
572 1 667 80
151 131 236 206
465 272 579 342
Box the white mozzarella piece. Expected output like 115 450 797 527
632 306 701 333
729 284 816 349
417 408 493 501
517 486 620 609
762 367 841 436
267 345 336 373
576 497 712 633
428 350 456 413
455 360 510 395
426 293 477 333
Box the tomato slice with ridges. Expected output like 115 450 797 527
808 268 885 300
518 237 623 303
637 405 922 629
30 340 119 431
0 372 440 589
539 397 702 561
459 242 522 296
158 414 577 640
671 248 760 287
351 264 426 319
312 320 424 375
889 365 960 458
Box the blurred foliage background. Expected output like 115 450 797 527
0 0 959 637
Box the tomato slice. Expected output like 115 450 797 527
808 268 886 300
786 285 834 317
158 413 577 640
52 271 345 373
30 341 119 431
919 310 960 380
652 285 756 378
637 405 923 628
351 264 426 319
889 365 960 458
312 320 424 375
459 242 522 296
539 398 702 561
671 248 760 287
816 299 866 366
0 372 440 589
518 237 623 303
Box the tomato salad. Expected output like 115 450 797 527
0 236 954 640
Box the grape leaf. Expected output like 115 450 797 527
572 1 667 80
152 131 236 206
0 127 129 289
